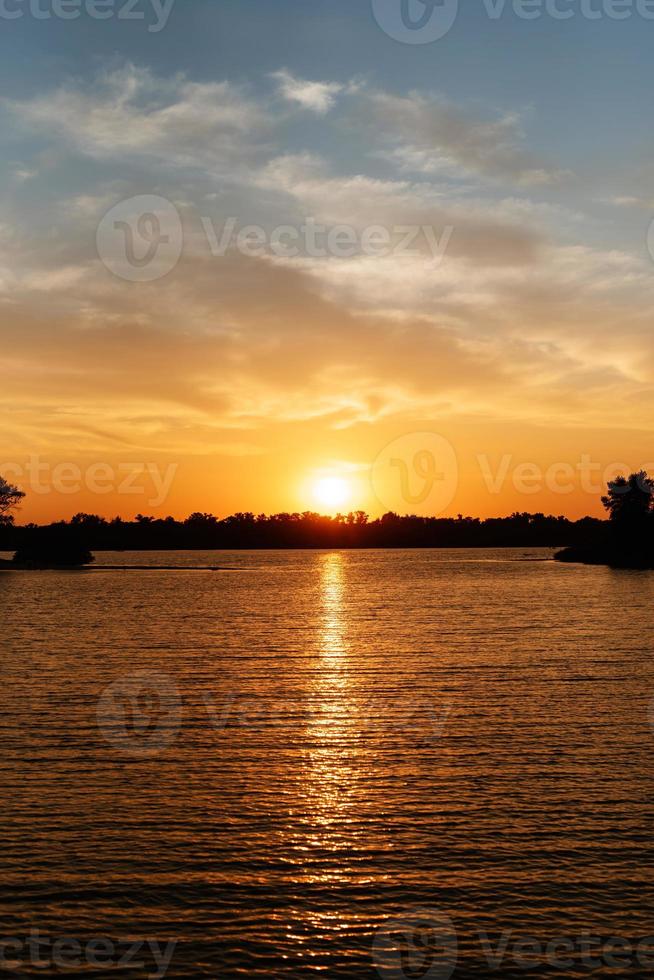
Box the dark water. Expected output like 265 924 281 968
2 549 654 978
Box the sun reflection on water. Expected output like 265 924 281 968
294 552 362 881
319 551 348 667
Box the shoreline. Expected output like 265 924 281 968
554 546 654 569
0 561 228 571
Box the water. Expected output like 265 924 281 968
2 549 654 978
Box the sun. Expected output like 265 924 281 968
312 476 351 511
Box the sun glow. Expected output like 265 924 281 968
312 476 351 511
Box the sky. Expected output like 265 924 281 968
1 0 654 522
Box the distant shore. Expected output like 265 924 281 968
554 547 654 569
0 510 603 553
0 557 227 571
4 547 653 570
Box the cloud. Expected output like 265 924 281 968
599 195 654 209
4 61 654 472
271 69 344 114
362 91 571 185
257 153 546 267
12 168 36 182
5 65 570 196
2 235 654 433
5 64 267 175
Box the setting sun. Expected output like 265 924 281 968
2 4 653 979
312 476 351 511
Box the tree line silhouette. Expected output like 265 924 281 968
1 506 603 552
2 471 652 565
556 470 654 567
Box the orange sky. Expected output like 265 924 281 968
3 65 654 525
5 413 653 524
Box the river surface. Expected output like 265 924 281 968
2 548 654 978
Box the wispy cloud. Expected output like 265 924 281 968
362 90 571 186
3 62 654 486
5 64 267 175
271 69 344 114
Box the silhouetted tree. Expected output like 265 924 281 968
185 512 219 527
0 475 25 524
600 471 653 558
547 470 654 566
71 513 108 528
601 471 654 525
